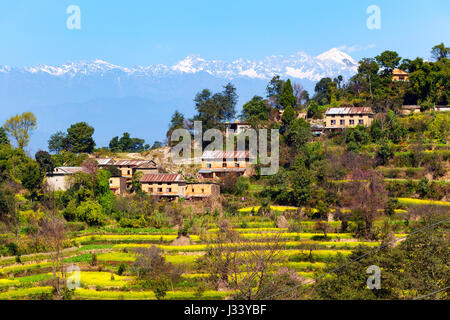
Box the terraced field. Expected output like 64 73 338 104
0 215 411 300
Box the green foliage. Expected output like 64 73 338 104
109 132 149 153
35 150 54 175
48 131 67 154
75 200 107 226
3 112 37 149
65 122 96 154
240 96 269 125
279 79 296 109
0 128 9 146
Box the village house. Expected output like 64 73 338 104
392 68 409 81
401 105 421 115
140 173 186 201
46 167 87 191
185 182 220 201
325 107 374 129
113 160 158 179
95 158 115 168
198 150 254 179
109 176 127 195
225 120 251 135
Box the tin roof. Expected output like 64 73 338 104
135 161 158 169
52 167 87 175
114 160 153 167
95 158 115 166
140 173 184 183
325 107 374 115
202 150 254 160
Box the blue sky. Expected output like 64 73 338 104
1 0 449 67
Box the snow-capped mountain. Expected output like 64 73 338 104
2 48 357 82
0 48 358 152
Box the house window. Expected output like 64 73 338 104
110 180 113 184
158 182 162 185
235 163 239 167
350 115 354 118
359 119 364 125
202 189 205 193
207 163 211 168
149 188 153 193
127 170 130 175
331 120 336 125
359 114 363 118
340 120 345 125
331 115 335 118
167 188 172 193
223 162 227 167
349 120 355 125
157 188 162 192
191 188 194 192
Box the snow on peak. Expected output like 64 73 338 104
4 48 359 82
316 48 357 66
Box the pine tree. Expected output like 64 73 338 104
279 79 297 109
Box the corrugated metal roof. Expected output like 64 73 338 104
53 167 86 174
96 158 114 166
325 107 374 115
140 173 184 183
114 160 152 167
135 161 157 169
202 150 253 160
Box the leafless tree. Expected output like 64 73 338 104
343 169 387 238
38 215 67 296
198 223 302 299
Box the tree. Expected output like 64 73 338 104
240 96 269 125
167 110 185 139
65 122 96 153
375 50 401 75
266 76 284 108
313 77 333 105
281 105 295 127
18 160 43 197
48 131 67 153
38 215 67 296
221 82 238 121
343 169 387 239
35 150 55 175
431 43 450 61
279 79 297 109
108 136 120 152
0 127 9 145
3 112 37 149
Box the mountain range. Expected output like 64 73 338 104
0 48 359 152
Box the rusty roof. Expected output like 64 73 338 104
140 173 184 183
202 150 254 160
325 107 374 115
135 161 158 169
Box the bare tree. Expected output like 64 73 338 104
38 215 67 296
343 169 387 239
198 223 303 299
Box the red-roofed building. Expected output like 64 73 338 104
325 107 374 129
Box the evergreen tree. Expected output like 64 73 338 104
279 79 296 109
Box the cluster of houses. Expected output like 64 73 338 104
46 150 256 202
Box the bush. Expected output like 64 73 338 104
75 200 107 226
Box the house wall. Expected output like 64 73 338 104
392 75 409 81
46 175 70 191
186 184 220 198
326 114 373 128
118 166 133 178
134 168 159 175
201 159 248 170
141 182 186 198
109 177 126 195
